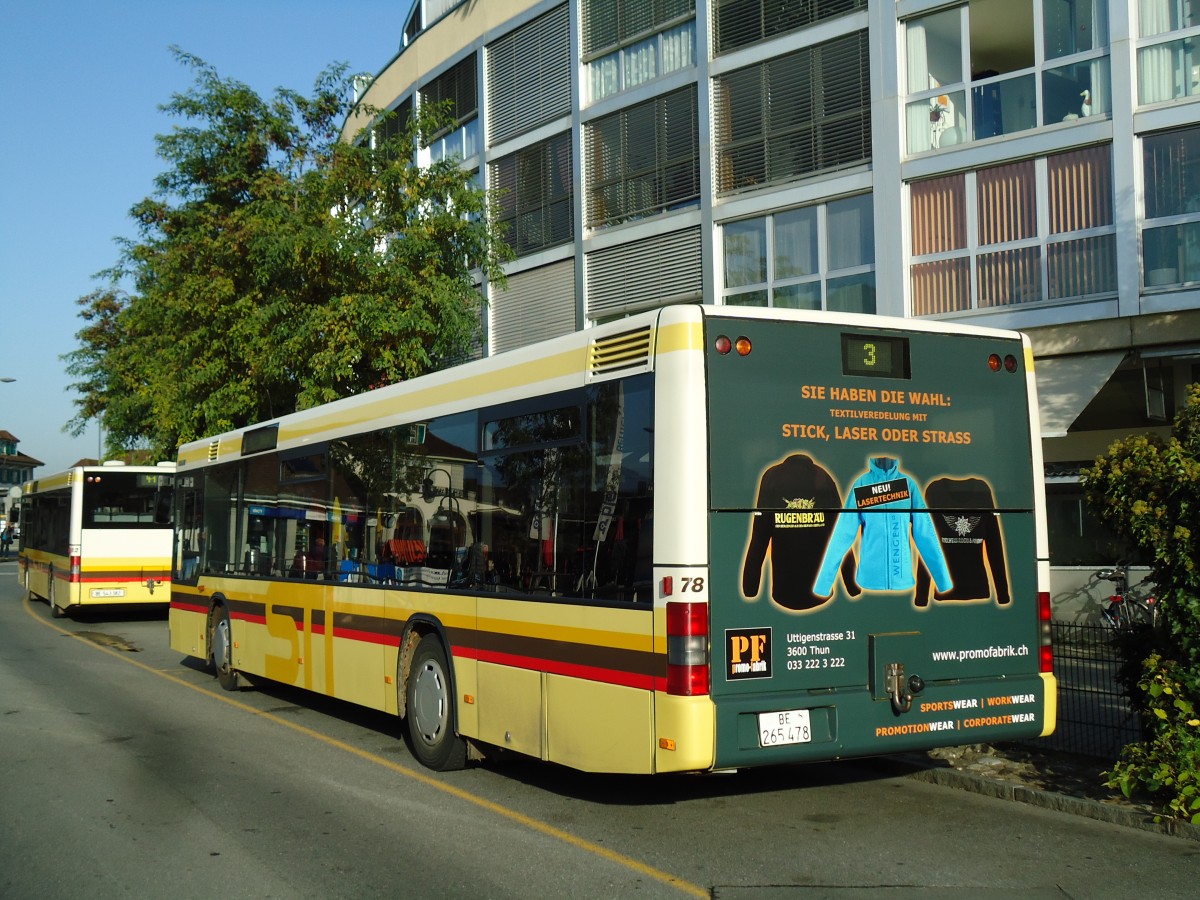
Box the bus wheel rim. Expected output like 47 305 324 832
411 661 448 745
213 617 230 671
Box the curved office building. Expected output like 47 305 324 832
346 0 1200 595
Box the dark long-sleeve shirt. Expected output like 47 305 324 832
742 454 859 610
915 477 1010 605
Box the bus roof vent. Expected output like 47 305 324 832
101 460 127 467
207 439 221 462
588 326 653 380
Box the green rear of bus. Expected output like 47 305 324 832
704 314 1053 768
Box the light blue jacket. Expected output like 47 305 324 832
813 457 952 595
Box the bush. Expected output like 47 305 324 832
1084 383 1200 820
1104 653 1200 823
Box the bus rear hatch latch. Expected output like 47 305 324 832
885 663 925 714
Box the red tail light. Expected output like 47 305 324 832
69 555 82 583
988 353 1020 372
714 335 752 357
1037 591 1053 673
666 601 709 696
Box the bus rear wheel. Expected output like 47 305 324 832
48 577 64 618
405 634 467 771
209 605 243 691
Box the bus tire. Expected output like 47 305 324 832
209 605 243 691
405 634 467 772
48 577 64 618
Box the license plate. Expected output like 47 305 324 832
758 709 812 747
90 588 125 598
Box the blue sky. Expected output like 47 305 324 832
1 0 405 475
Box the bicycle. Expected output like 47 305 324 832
1095 566 1159 630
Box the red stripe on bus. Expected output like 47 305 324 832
458 646 658 691
165 606 665 689
329 626 400 647
79 575 170 583
170 600 208 615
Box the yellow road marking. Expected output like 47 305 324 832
23 596 707 898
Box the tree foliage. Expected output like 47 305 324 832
65 48 511 459
1084 382 1200 821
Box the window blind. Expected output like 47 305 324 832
586 227 702 317
714 31 870 194
487 5 571 145
713 0 865 56
490 259 577 353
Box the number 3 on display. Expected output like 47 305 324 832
862 342 876 367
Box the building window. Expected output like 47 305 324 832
714 31 870 194
403 3 422 46
1137 0 1200 104
587 226 702 319
420 54 479 163
1142 125 1200 288
374 98 413 159
583 0 695 102
910 144 1115 314
490 259 577 353
721 194 876 314
1046 477 1152 566
905 1 1110 155
490 132 574 256
712 0 865 56
487 5 571 144
584 87 699 228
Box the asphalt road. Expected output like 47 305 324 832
2 565 1198 899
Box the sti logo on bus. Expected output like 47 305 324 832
726 627 772 680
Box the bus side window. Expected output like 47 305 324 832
241 455 279 576
203 463 239 574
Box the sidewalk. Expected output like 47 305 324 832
899 743 1200 841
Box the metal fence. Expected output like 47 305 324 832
1027 622 1142 759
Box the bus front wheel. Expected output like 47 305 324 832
209 605 243 691
405 634 467 772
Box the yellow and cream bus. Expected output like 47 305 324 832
169 305 1054 773
20 462 175 618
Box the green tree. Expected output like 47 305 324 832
1084 382 1200 821
65 48 511 459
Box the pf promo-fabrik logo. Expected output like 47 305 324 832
726 627 772 680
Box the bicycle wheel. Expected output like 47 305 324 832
1125 600 1144 629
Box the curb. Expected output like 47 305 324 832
904 762 1200 842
